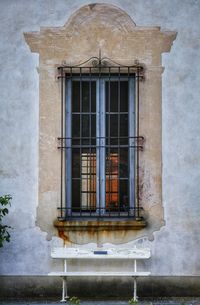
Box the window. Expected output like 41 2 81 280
25 3 176 236
58 59 144 220
66 76 135 217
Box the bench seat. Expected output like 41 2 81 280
48 271 150 277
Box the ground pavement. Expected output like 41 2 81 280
1 298 200 305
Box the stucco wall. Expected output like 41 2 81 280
0 0 200 295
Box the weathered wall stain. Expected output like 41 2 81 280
58 230 71 245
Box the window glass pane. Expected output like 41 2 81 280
91 82 96 112
72 114 80 138
72 149 80 178
82 114 90 139
120 179 129 209
72 81 80 112
120 148 128 178
90 149 96 209
105 82 109 112
106 150 119 209
69 76 132 217
91 114 96 145
71 79 97 212
81 152 96 210
72 81 96 113
120 81 129 112
109 114 118 137
120 114 128 138
72 179 80 209
82 114 91 145
82 82 89 112
106 81 119 112
72 152 97 210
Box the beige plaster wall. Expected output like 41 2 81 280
24 3 176 244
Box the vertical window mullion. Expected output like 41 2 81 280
129 76 135 211
135 69 140 219
60 68 64 219
118 68 120 216
80 68 82 213
100 79 106 215
96 79 100 215
89 68 92 214
97 77 106 216
66 78 72 216
108 69 111 213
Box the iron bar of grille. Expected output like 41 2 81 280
57 65 144 80
59 145 143 149
58 137 144 150
57 69 144 80
57 207 143 220
58 136 144 139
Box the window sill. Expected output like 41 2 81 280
54 219 147 232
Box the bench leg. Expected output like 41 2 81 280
133 277 138 301
65 277 69 300
60 277 69 302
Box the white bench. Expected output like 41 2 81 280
48 247 151 302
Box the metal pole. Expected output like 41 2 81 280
133 277 137 301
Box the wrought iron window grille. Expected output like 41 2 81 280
57 54 145 221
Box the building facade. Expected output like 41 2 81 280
0 0 200 298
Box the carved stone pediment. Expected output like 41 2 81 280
24 3 176 66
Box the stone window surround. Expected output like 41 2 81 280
24 3 176 244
